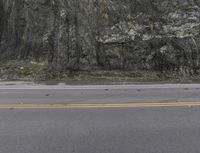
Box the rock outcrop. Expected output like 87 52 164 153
1 0 200 75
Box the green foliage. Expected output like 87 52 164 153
19 66 33 75
183 28 194 35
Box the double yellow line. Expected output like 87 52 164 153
0 102 200 109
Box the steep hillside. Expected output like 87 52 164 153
1 0 200 80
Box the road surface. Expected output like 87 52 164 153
0 84 200 104
0 83 200 153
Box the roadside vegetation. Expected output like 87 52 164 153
1 0 200 82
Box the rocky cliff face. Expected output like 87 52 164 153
1 0 200 75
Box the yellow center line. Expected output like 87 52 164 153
0 102 200 109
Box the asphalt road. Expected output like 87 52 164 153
0 84 200 153
0 84 200 104
1 107 200 153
